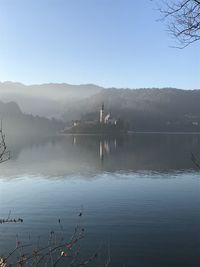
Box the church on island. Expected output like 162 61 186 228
64 104 127 135
99 104 117 125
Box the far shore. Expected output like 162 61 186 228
60 131 200 136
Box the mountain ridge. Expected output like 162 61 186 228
1 82 200 132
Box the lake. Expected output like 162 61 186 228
0 133 200 266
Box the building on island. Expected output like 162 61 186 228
99 103 117 125
64 104 127 135
100 103 104 123
72 120 81 127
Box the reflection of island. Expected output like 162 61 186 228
64 104 128 135
73 135 119 161
1 133 200 179
70 134 200 174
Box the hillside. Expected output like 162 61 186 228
0 82 103 118
63 88 200 132
0 101 64 139
1 82 200 132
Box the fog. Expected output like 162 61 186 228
0 82 102 118
0 134 199 179
1 82 200 133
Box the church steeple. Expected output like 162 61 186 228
100 103 104 123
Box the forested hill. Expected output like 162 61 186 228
0 101 64 138
1 81 200 132
63 88 200 132
0 82 102 118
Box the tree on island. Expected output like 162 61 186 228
158 0 200 48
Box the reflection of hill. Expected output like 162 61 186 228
1 134 200 179
72 134 200 172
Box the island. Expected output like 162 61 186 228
63 104 128 135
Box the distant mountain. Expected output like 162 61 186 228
0 101 64 139
1 82 200 132
0 82 103 118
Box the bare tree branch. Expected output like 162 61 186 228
0 120 10 163
191 152 200 169
157 0 200 47
1 214 110 267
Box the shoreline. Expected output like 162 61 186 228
60 131 200 136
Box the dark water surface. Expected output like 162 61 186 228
0 133 200 266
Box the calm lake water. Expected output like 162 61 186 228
0 133 200 266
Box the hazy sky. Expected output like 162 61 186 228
0 0 199 89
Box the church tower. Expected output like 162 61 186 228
100 103 104 123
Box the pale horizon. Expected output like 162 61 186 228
0 80 199 91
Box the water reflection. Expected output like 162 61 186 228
0 134 200 267
1 133 200 178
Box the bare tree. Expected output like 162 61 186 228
0 121 10 163
0 217 111 267
158 0 200 48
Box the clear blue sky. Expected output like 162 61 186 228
0 0 199 89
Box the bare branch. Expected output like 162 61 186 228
0 120 10 163
191 152 200 169
157 0 200 47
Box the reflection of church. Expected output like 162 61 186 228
72 134 118 161
99 138 117 161
100 103 117 125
